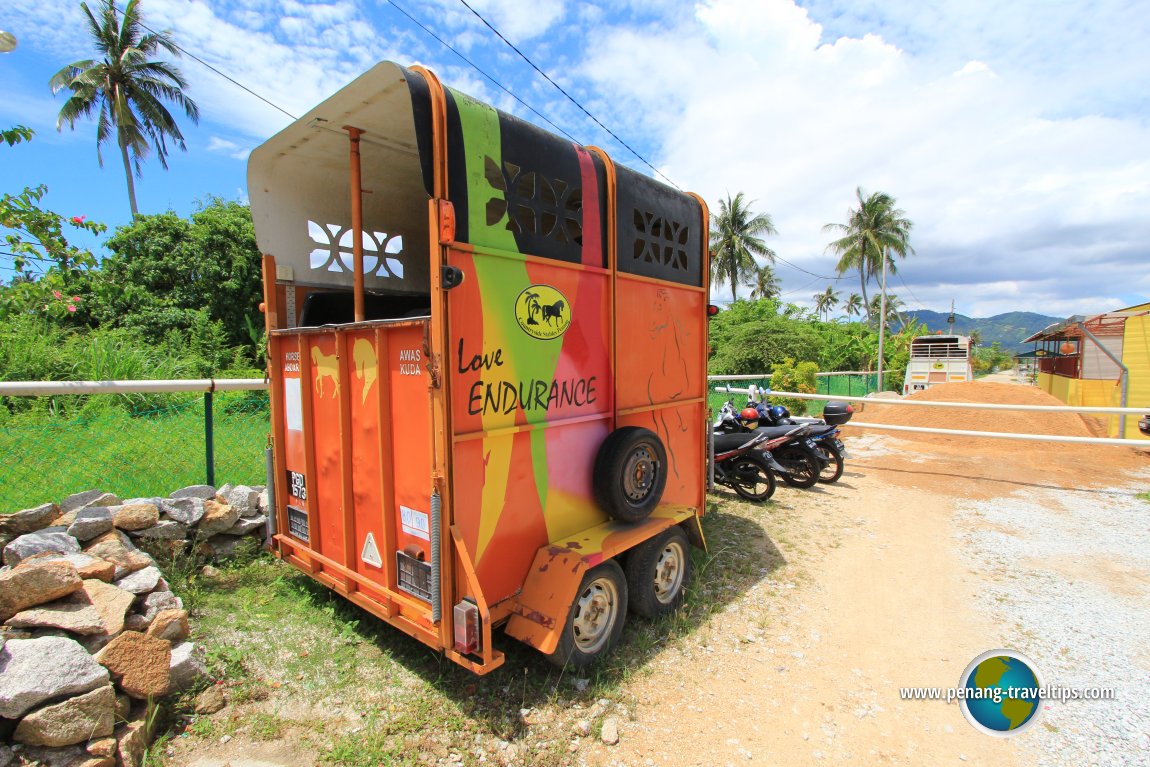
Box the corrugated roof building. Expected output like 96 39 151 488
1022 302 1150 439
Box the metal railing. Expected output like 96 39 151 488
1 379 269 511
708 380 1149 447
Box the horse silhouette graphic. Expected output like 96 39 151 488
541 299 566 327
311 347 340 398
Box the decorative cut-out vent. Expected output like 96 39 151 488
632 209 689 272
483 157 582 245
307 221 405 278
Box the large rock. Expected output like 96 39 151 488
60 490 108 513
110 504 159 533
20 552 116 583
257 488 270 516
5 599 105 635
196 500 240 537
159 497 206 526
221 515 267 536
95 632 171 699
145 609 189 643
3 531 81 567
0 503 62 541
0 559 82 622
13 684 115 747
114 721 147 767
224 485 260 518
13 744 89 767
66 507 114 543
169 485 216 501
78 580 135 636
138 591 183 623
197 534 246 561
129 521 185 541
112 566 161 595
168 642 206 692
83 531 152 579
0 637 109 719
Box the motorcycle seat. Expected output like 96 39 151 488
713 433 761 452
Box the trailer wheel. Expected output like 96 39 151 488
626 526 691 619
593 427 668 523
547 560 628 669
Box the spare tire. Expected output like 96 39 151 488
593 427 668 523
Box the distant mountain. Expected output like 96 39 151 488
903 310 1063 353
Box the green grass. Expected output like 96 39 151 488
1138 490 1150 504
0 400 268 512
148 491 795 766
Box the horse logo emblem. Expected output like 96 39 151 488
514 284 571 340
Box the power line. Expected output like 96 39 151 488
130 15 296 121
454 0 681 190
384 0 579 144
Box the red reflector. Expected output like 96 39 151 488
707 304 720 317
846 404 854 413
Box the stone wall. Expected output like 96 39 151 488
0 484 271 767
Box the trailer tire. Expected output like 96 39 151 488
626 526 691 619
547 560 628 669
593 427 667 523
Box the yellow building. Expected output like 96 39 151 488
1022 302 1150 439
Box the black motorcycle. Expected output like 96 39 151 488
715 404 825 489
751 400 853 484
713 424 814 501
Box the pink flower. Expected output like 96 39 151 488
71 215 85 224
71 296 80 302
53 290 62 299
67 305 77 313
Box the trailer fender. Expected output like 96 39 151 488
505 506 698 655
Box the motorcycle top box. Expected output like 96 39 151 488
821 401 854 426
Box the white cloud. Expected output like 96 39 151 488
206 136 251 160
581 0 1150 317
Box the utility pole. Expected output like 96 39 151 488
876 249 889 392
947 299 956 334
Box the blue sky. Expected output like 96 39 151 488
2 0 1148 318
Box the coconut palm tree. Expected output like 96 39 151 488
843 292 863 321
813 286 839 321
50 0 199 217
709 192 778 303
749 263 780 301
822 188 914 322
869 293 904 330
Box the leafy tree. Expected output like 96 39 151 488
869 293 905 331
814 286 840 321
843 292 863 320
709 192 777 302
93 198 263 367
823 188 914 322
1 127 106 322
1 126 34 146
768 358 819 415
749 264 780 301
49 0 200 217
708 299 821 376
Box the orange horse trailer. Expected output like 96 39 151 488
249 62 710 673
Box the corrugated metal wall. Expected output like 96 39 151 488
1122 315 1150 440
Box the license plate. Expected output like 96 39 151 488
832 439 845 451
805 439 817 449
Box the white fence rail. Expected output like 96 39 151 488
709 382 1149 448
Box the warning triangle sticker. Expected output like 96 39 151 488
360 532 383 568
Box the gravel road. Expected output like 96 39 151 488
957 479 1150 767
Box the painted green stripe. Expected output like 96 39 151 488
451 89 560 511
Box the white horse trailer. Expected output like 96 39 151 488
903 335 973 394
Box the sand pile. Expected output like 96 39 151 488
842 381 1148 490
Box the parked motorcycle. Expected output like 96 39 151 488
750 400 853 484
715 402 825 489
712 421 815 501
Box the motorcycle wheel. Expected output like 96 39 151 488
815 442 844 484
779 450 820 489
730 457 776 501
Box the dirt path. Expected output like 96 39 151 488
582 442 1026 767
